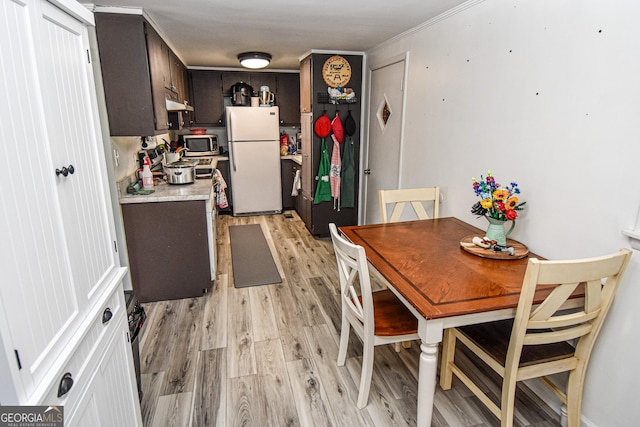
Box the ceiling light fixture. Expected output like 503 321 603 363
237 52 272 69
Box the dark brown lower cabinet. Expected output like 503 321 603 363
122 200 211 302
281 159 296 210
297 192 313 230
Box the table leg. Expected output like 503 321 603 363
416 319 443 427
417 341 438 426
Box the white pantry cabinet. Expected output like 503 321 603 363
64 309 141 427
0 0 141 422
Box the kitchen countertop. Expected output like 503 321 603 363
120 176 214 204
281 154 302 165
119 155 231 204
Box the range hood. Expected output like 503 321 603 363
166 99 194 112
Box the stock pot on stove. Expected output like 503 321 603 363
165 159 196 184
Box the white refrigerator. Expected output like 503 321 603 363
226 106 283 215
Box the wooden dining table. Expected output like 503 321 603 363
339 217 552 427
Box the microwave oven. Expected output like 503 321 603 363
182 134 219 156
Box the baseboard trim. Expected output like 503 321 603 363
524 378 597 427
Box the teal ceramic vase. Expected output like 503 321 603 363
484 216 515 246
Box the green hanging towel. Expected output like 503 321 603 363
314 137 332 203
340 135 356 208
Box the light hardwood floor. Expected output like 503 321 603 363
138 211 562 427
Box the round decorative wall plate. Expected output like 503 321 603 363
322 55 352 88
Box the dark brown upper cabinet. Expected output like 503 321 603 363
275 73 300 125
299 56 312 113
95 13 188 136
221 72 250 96
145 24 170 133
249 73 277 96
169 51 189 103
189 70 300 127
189 70 225 126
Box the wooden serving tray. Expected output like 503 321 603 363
459 235 529 260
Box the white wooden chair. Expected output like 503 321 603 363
439 249 632 427
378 187 440 223
378 187 440 351
329 223 419 408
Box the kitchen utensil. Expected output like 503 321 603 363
231 81 253 106
259 85 274 106
165 160 196 184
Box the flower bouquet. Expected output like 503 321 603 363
471 171 526 247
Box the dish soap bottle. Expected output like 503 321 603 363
141 156 153 189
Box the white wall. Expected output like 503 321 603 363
367 1 640 426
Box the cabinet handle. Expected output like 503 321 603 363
102 307 113 324
57 372 73 397
55 165 75 177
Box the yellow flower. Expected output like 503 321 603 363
480 198 493 209
493 189 509 201
506 196 519 209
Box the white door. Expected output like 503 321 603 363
0 0 120 402
67 329 142 427
0 0 76 399
364 58 406 224
36 0 119 304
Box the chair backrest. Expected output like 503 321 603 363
378 187 440 223
506 249 632 370
329 223 375 336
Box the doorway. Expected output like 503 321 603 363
363 54 408 224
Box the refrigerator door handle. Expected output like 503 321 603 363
231 140 237 171
228 114 237 172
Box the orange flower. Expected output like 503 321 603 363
506 196 519 209
492 189 509 201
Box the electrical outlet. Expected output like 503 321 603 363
112 149 119 167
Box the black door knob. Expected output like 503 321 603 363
55 165 75 177
102 307 113 324
57 372 73 397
